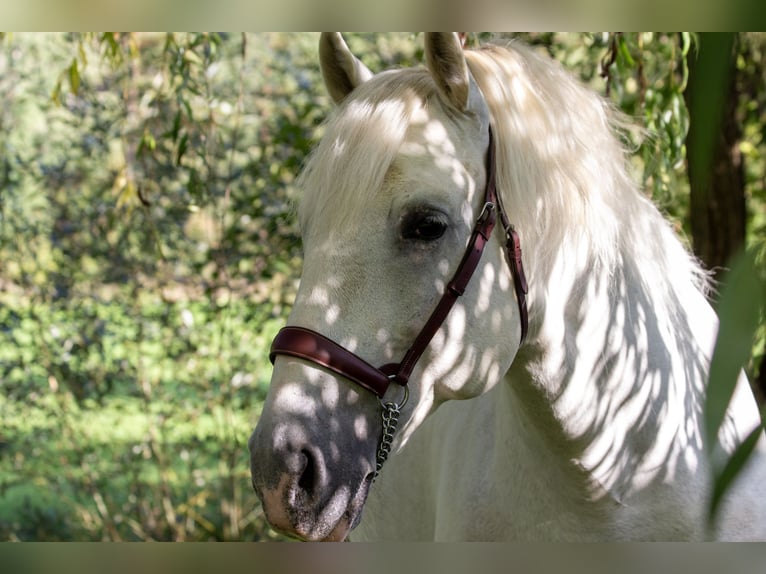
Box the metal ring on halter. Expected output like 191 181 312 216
379 378 409 410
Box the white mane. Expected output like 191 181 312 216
465 43 723 499
465 42 710 331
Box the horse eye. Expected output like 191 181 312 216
401 212 448 242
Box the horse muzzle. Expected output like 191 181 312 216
248 396 376 541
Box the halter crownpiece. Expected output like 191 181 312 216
269 127 528 475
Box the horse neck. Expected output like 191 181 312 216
505 230 717 499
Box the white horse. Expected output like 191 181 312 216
248 32 766 541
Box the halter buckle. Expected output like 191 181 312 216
477 201 495 225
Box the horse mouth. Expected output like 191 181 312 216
256 470 374 541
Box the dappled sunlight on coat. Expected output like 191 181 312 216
249 33 766 541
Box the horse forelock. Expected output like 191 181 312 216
297 69 437 242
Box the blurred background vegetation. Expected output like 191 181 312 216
0 32 764 541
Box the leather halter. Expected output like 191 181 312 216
269 127 528 400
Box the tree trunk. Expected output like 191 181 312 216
685 34 746 283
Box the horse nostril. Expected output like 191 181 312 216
298 448 318 496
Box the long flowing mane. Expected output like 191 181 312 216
465 42 710 325
465 43 731 498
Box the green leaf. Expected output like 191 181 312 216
681 32 693 58
181 98 194 121
176 133 189 166
679 33 693 93
68 58 80 95
704 249 764 450
167 109 181 142
100 32 121 64
77 40 88 69
617 35 635 68
137 130 156 157
183 48 203 66
51 78 63 105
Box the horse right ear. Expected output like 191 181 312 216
319 33 373 105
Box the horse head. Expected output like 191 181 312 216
248 32 525 541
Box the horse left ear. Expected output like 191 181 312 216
424 32 471 112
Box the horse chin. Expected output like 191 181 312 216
258 471 373 542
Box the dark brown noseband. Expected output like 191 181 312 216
269 127 528 402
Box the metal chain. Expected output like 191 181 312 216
372 401 401 482
372 384 409 482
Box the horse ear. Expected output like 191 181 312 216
424 32 471 112
319 33 373 105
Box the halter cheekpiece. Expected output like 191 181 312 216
269 127 528 477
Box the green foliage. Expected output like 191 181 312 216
599 33 694 226
0 296 284 540
1 32 315 541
